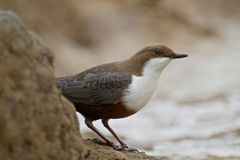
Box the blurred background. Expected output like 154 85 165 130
1 0 240 159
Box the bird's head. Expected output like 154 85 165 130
130 45 188 74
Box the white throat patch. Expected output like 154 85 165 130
123 58 171 112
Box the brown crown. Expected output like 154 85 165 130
130 45 188 65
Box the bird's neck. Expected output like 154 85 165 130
141 58 171 80
122 58 171 112
123 57 171 77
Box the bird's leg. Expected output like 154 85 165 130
102 119 139 152
85 118 117 148
102 119 127 147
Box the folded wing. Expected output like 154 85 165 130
56 72 132 105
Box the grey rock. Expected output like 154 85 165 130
0 11 84 160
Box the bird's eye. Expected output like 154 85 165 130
154 49 161 54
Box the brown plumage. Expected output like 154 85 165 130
56 45 188 151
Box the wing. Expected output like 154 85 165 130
56 72 132 105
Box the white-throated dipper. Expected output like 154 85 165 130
56 45 188 151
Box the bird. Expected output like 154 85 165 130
56 45 188 151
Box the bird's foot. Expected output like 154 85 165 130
113 144 143 153
90 139 143 154
93 139 118 149
90 139 121 149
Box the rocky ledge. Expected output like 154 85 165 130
0 11 162 160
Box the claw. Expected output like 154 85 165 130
90 138 143 154
113 144 141 153
120 143 128 149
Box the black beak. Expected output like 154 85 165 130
171 53 188 59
